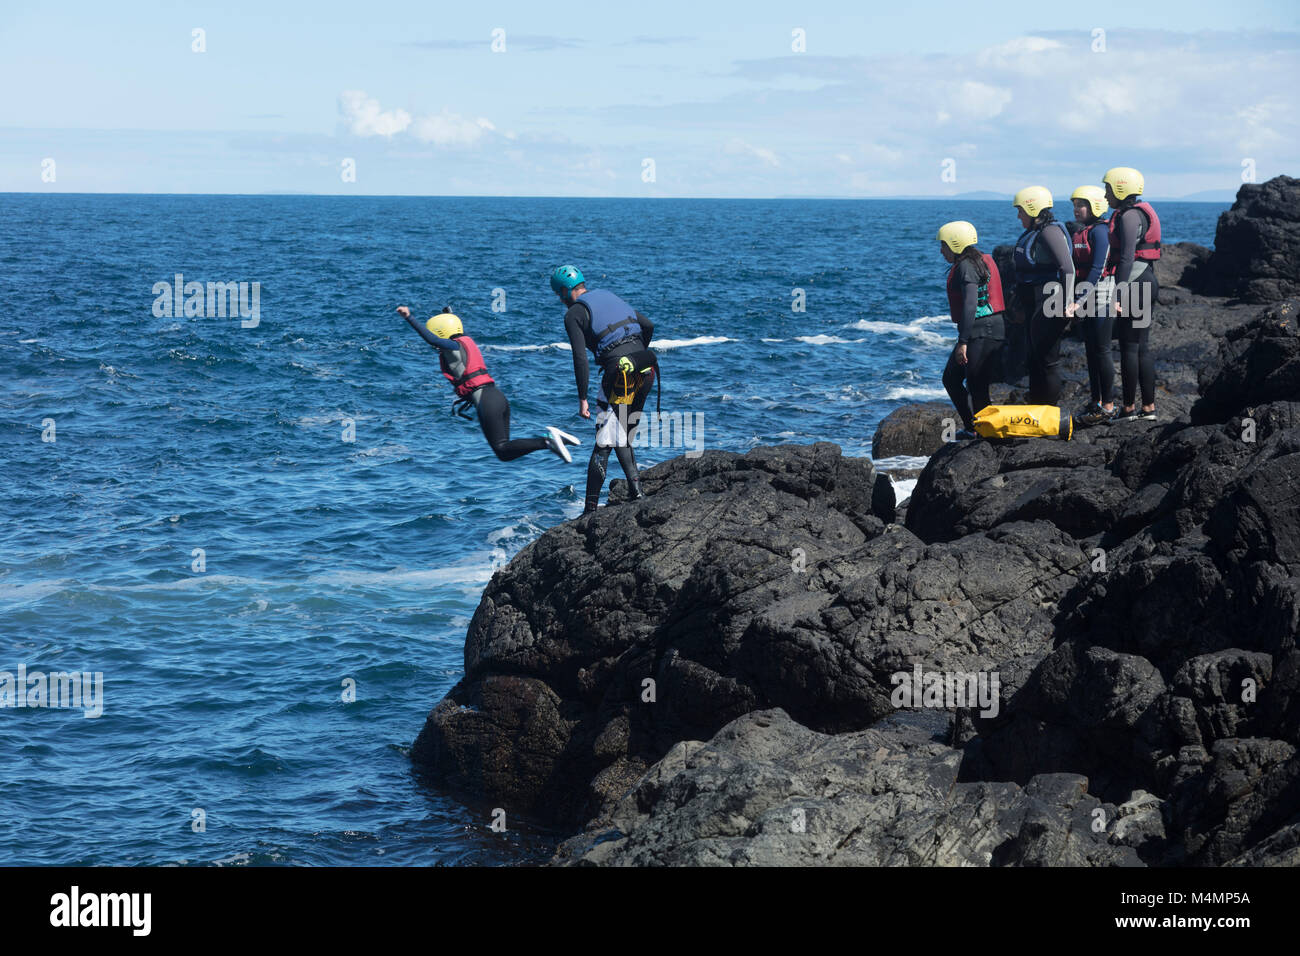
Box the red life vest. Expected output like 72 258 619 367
1104 201 1161 275
1072 224 1095 273
946 253 1005 323
440 335 495 397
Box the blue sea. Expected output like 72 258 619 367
0 195 1226 865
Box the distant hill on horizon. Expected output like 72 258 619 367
776 190 1239 202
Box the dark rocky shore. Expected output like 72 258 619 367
413 176 1300 866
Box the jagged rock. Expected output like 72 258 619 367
413 443 1088 825
1111 790 1168 853
1169 740 1300 865
553 709 1141 866
1193 300 1300 424
1198 176 1300 302
871 401 952 459
905 437 1134 543
413 443 902 822
1157 242 1213 293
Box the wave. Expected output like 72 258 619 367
766 318 952 348
649 336 735 350
0 577 74 606
311 564 498 588
485 334 734 354
1 563 501 603
873 454 931 470
484 342 571 353
891 477 918 505
880 386 948 400
846 317 950 346
793 334 865 346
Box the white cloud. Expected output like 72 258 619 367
339 29 1296 195
339 90 411 137
977 35 1065 71
950 81 1012 121
1059 78 1139 130
571 155 618 180
412 111 496 147
725 138 780 167
337 91 495 148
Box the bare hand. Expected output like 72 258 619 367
954 343 968 366
1114 302 1123 317
1065 301 1078 318
579 399 591 419
396 306 411 318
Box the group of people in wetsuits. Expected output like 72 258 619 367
396 266 658 514
939 165 1162 438
395 165 1161 513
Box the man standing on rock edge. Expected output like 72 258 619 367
551 265 660 514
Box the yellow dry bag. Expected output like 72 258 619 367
972 404 1073 441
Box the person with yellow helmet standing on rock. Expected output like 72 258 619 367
1011 186 1076 405
937 221 1006 438
1070 185 1117 426
394 304 580 463
1102 167 1162 421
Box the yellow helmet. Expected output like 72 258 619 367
1013 186 1054 218
426 312 463 339
937 221 979 254
1071 185 1108 219
1103 167 1145 201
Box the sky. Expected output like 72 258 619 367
1 0 1297 197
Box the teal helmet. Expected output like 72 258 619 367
550 264 584 298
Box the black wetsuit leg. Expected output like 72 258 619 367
967 336 1002 418
583 350 657 512
1084 311 1117 405
475 385 549 461
1027 287 1068 405
1116 271 1157 408
584 446 611 513
612 376 652 495
942 348 973 430
943 337 1002 430
1117 320 1154 408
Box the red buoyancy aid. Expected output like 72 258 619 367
946 253 1006 322
1105 201 1161 275
440 335 495 397
1072 225 1094 272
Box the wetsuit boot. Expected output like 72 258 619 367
614 445 643 501
584 446 611 514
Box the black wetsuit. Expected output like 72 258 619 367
942 256 1005 430
1109 203 1159 409
401 311 550 461
564 295 658 512
1016 219 1076 405
1076 219 1116 406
